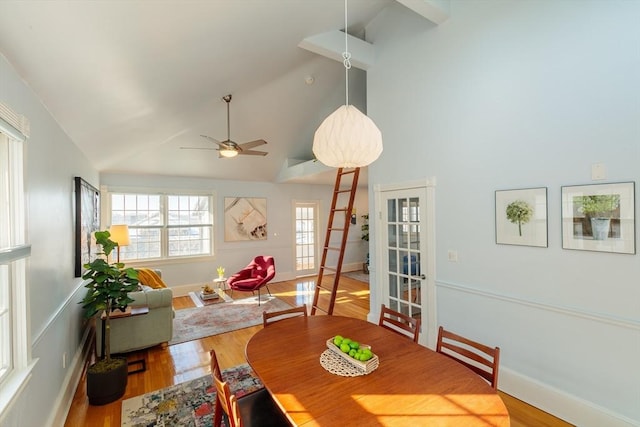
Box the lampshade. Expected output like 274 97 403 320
109 224 130 246
312 104 383 168
219 149 238 158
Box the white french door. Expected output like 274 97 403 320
293 201 319 277
376 181 436 347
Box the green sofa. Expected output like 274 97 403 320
96 284 174 355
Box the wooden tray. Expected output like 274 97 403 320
326 338 379 373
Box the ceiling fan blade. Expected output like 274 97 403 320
238 149 268 156
180 146 219 150
238 139 268 151
200 134 230 148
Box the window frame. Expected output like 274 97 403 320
102 187 216 264
0 118 35 419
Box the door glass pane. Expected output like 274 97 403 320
399 198 408 222
387 249 397 272
388 274 398 298
410 197 420 222
399 224 409 249
387 199 396 222
388 224 397 247
411 278 422 305
410 224 420 250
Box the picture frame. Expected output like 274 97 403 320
224 197 267 242
561 182 635 254
495 187 548 247
75 177 100 277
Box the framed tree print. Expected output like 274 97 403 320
561 182 635 254
75 177 100 277
495 187 548 247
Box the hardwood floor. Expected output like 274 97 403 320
64 276 572 426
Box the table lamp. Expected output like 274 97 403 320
109 224 130 263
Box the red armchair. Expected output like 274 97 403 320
227 256 276 305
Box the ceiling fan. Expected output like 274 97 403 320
182 94 268 158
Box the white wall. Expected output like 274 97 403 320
101 172 369 292
1 53 98 427
366 1 639 426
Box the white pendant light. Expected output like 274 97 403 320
312 0 383 168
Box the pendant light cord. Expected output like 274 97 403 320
343 0 351 107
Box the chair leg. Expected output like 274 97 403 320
257 287 261 306
265 285 272 296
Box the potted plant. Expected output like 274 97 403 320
578 195 620 240
80 230 140 405
361 214 369 273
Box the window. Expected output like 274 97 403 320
0 105 33 417
107 191 214 261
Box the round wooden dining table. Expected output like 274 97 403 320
245 315 510 426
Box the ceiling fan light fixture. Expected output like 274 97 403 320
219 148 239 158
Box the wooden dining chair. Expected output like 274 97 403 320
210 350 291 427
436 326 501 390
378 304 421 343
262 304 307 327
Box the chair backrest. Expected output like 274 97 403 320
213 373 243 427
263 305 307 327
436 326 500 390
378 304 421 343
250 255 275 281
211 349 244 427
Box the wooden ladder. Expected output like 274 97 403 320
311 167 360 315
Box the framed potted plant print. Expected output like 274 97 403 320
561 182 635 254
495 187 548 247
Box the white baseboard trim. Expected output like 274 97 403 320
48 328 92 427
500 367 638 427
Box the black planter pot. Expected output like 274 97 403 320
87 357 128 405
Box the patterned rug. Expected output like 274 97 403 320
121 364 263 427
169 296 292 345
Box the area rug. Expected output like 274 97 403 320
169 296 292 345
121 364 263 427
342 270 370 283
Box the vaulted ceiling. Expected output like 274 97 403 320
0 0 446 184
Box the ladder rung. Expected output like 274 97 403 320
324 246 340 251
336 189 353 194
338 169 357 176
332 208 348 212
312 305 329 314
328 228 345 232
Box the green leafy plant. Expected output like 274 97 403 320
506 200 533 236
577 195 620 218
80 230 139 368
361 214 369 242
